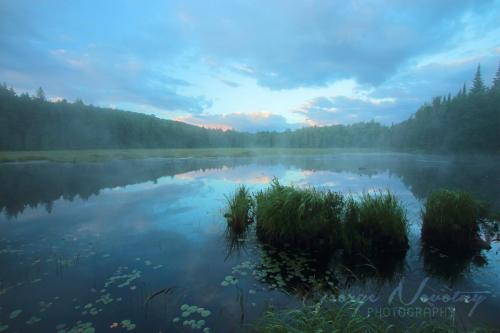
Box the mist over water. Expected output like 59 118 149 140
0 153 499 331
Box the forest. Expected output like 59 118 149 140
1 63 499 152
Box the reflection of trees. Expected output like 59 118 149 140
253 244 339 299
421 245 487 283
0 158 249 217
228 241 407 300
2 153 499 217
224 224 252 261
339 251 406 288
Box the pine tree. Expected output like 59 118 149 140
493 61 500 90
36 87 46 101
462 83 467 96
470 64 485 94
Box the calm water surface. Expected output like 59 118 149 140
0 153 499 332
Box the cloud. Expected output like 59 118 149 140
176 111 296 132
295 96 401 125
0 1 210 114
1 0 499 124
218 78 239 88
178 0 494 89
296 48 500 126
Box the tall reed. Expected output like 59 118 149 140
224 185 253 234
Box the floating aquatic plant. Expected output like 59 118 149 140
26 316 41 325
120 319 136 331
58 320 95 333
39 300 53 312
220 275 239 287
9 309 22 319
96 293 114 305
175 304 211 331
104 267 142 288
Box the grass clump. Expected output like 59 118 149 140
255 179 344 250
254 300 386 333
224 185 254 234
422 189 484 255
253 299 486 333
344 192 409 257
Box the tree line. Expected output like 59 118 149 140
1 62 499 152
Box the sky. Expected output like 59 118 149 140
1 0 499 132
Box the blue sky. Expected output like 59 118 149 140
1 0 499 132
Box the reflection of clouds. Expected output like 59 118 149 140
174 165 283 185
299 169 314 177
2 160 422 239
291 169 411 198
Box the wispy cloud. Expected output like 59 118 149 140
176 111 297 132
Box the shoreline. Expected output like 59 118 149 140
0 148 389 163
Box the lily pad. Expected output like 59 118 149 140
26 316 41 325
9 309 22 319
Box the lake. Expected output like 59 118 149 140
0 152 499 332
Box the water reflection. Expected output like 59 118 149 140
421 245 488 283
2 154 499 218
0 153 499 331
340 251 406 287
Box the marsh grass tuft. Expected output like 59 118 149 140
254 300 386 333
253 298 480 333
422 189 484 255
251 181 408 256
254 179 344 251
224 185 254 234
343 191 409 258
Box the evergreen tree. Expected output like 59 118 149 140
36 87 46 101
470 64 485 94
493 61 500 90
